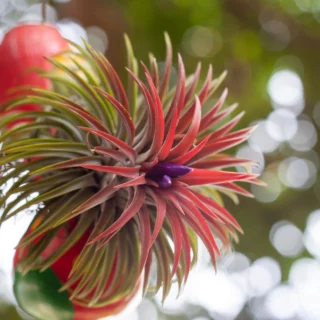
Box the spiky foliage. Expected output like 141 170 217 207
0 34 261 305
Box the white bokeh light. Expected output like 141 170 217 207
249 296 269 320
0 0 10 16
304 210 320 259
267 109 298 141
236 144 265 174
53 0 72 3
296 284 320 320
248 120 280 153
137 299 158 320
185 269 246 319
289 119 317 152
251 171 282 203
182 26 222 57
11 0 29 11
0 210 35 305
56 18 88 46
19 4 58 24
267 69 304 114
264 285 299 319
105 310 139 320
278 157 317 189
290 259 320 320
289 258 320 289
290 253 320 319
0 27 6 43
269 220 304 257
155 282 188 315
101 284 142 320
0 12 16 29
86 26 108 54
313 101 320 128
222 252 251 273
247 257 281 297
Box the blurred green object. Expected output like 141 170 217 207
0 304 22 320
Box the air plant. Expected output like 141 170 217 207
0 34 261 319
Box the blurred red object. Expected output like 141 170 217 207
0 23 69 128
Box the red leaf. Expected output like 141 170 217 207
188 135 250 164
79 127 137 164
249 178 267 186
167 96 201 160
217 125 256 142
176 65 212 134
126 68 156 160
144 72 165 159
158 188 184 214
146 189 167 247
140 157 159 170
72 178 117 216
39 156 102 172
179 200 219 268
94 88 135 145
200 102 238 134
176 211 191 283
172 184 221 221
114 175 146 189
137 207 152 274
217 182 254 198
92 146 127 165
192 155 257 169
79 164 140 178
63 103 108 132
170 134 211 165
90 187 145 243
208 110 245 141
158 108 179 161
199 88 228 132
143 251 153 294
184 62 201 106
192 189 243 232
150 58 159 90
178 168 258 186
166 207 183 279
165 55 186 127
97 53 129 112
159 33 172 101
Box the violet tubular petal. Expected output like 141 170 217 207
157 175 172 188
148 163 192 178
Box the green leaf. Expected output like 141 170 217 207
124 34 139 119
46 57 115 130
3 142 91 156
2 173 97 221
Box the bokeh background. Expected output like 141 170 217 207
1 0 320 319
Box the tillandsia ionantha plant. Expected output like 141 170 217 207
0 33 262 320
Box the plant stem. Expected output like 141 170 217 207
42 0 47 23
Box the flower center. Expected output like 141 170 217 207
146 163 192 189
